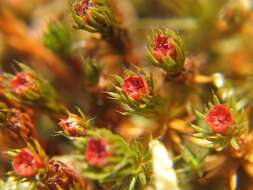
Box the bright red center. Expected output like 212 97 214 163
11 72 37 96
85 138 111 167
122 76 149 101
59 117 83 137
206 104 235 135
13 149 44 177
153 34 177 60
76 0 95 17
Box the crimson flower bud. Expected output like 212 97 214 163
206 104 235 135
153 34 177 61
59 113 87 137
122 75 150 101
85 138 111 167
8 64 64 112
11 72 38 97
148 30 185 74
13 148 44 177
75 0 96 23
72 0 113 34
108 70 155 115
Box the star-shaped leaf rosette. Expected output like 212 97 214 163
4 140 48 189
3 139 85 190
71 128 152 189
5 63 65 113
58 108 93 137
108 68 156 116
147 29 186 75
72 0 114 35
191 94 248 151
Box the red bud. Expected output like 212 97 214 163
13 148 44 177
206 104 235 135
122 75 150 101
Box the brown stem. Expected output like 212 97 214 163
105 0 142 67
194 74 214 84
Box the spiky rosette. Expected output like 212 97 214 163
147 29 186 75
5 140 48 188
59 108 93 137
5 63 65 113
107 68 157 116
72 0 115 35
191 94 248 151
72 128 152 189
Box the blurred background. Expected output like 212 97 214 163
0 0 253 189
